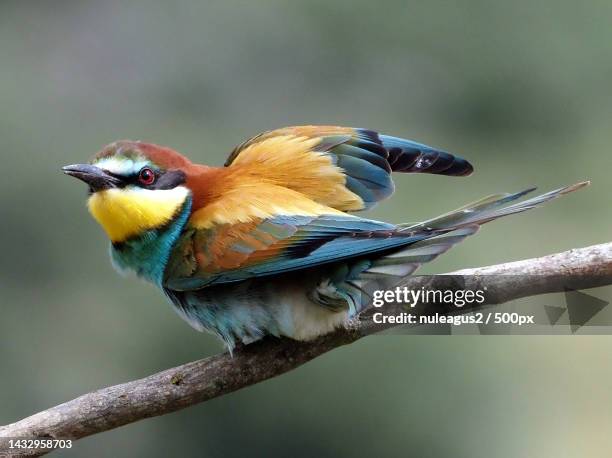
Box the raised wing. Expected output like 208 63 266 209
224 125 473 211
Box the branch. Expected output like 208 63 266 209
2 242 611 456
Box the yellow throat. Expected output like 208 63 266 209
87 187 190 242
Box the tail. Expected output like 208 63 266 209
401 181 589 233
314 182 590 316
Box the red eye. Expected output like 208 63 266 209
138 167 156 185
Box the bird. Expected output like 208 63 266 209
62 125 588 351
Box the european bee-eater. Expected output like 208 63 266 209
63 126 587 350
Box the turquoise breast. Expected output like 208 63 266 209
110 198 192 286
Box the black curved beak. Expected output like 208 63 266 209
62 164 122 191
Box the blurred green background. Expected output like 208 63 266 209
1 1 611 457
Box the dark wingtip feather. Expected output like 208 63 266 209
390 149 474 176
442 156 474 176
357 129 382 144
378 134 474 177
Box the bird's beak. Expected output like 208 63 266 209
62 164 122 191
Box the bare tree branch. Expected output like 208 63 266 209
1 242 611 456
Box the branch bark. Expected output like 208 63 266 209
2 242 611 456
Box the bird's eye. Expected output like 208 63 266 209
138 167 156 186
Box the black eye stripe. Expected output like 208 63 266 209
104 170 128 180
101 170 149 188
150 170 186 190
99 168 186 189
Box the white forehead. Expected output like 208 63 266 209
94 156 151 176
